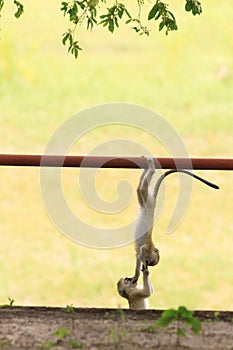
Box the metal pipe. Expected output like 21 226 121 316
0 154 232 170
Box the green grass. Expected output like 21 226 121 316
0 0 232 310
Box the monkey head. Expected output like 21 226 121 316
144 247 160 269
117 277 137 299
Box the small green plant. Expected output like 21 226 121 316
65 304 77 330
140 324 159 334
0 338 11 346
0 297 14 308
38 327 83 349
109 324 126 345
156 306 201 346
214 311 220 320
109 308 127 348
54 327 70 341
65 304 74 313
115 307 125 322
68 338 84 349
37 341 54 349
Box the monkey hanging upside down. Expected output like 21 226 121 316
117 156 219 309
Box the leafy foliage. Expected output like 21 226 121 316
185 0 202 16
65 304 75 313
109 308 126 345
0 0 4 14
99 3 131 33
38 327 83 349
156 306 201 345
0 297 14 308
60 0 202 58
148 1 178 35
13 0 24 18
68 338 84 348
157 306 201 334
54 327 70 340
140 324 159 333
0 1 203 58
0 0 24 18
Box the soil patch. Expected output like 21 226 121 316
0 307 232 349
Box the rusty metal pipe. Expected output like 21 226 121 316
0 154 232 170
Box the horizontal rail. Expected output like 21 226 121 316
0 154 232 170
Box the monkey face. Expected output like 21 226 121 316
117 277 137 296
117 277 137 299
147 248 160 267
124 277 138 287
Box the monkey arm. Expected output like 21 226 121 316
132 269 153 298
132 254 141 283
141 269 153 297
137 168 147 207
137 157 156 207
138 158 155 206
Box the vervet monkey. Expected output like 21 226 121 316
117 267 153 309
131 157 219 283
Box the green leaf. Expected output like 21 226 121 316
0 297 14 308
185 1 192 12
156 309 178 327
177 327 186 337
73 2 78 14
178 306 193 318
185 0 202 16
125 18 132 24
167 10 176 22
99 14 108 19
159 21 165 32
114 16 119 28
54 327 70 340
87 17 97 30
124 7 131 18
154 12 161 20
14 0 24 18
62 32 70 45
0 0 4 13
148 4 158 20
70 41 82 59
190 318 201 334
118 6 124 19
108 19 114 33
167 18 177 31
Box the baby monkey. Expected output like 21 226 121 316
129 157 219 284
117 267 153 309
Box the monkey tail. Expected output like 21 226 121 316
153 169 219 200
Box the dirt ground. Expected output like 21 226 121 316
0 307 233 349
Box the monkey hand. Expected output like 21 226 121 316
142 268 149 276
146 156 155 167
141 264 149 273
131 276 139 284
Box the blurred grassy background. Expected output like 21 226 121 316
0 0 232 310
